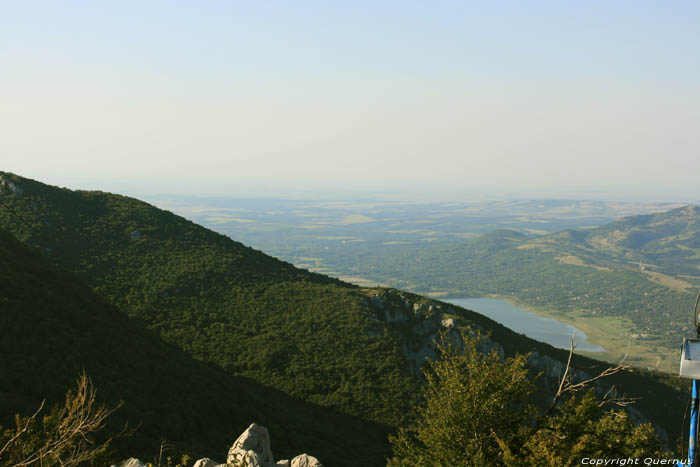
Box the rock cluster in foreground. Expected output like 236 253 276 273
117 423 322 467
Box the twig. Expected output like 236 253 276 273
0 400 45 458
546 333 631 416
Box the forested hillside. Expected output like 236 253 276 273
0 172 691 463
0 228 393 465
0 172 422 430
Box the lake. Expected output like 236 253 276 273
445 297 604 352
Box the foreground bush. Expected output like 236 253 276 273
388 334 665 466
0 373 123 466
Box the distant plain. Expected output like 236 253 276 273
148 196 694 372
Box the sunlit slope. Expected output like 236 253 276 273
316 209 700 370
0 228 392 465
529 205 700 278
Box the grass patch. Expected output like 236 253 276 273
500 296 678 373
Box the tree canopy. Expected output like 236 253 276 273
388 334 665 466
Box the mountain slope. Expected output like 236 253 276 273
0 227 393 465
0 172 689 451
0 172 422 430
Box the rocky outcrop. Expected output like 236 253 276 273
116 459 146 467
370 290 505 376
367 289 663 444
0 176 23 196
527 351 565 380
290 454 322 467
222 423 321 467
227 423 274 466
117 423 321 467
193 459 221 467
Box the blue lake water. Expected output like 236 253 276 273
445 298 604 352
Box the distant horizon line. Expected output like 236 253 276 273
4 169 700 205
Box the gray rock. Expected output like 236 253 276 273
412 302 427 315
291 454 323 467
192 459 220 467
227 423 274 467
118 459 146 467
117 423 319 467
0 176 23 196
528 351 565 380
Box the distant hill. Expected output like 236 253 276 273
0 172 690 460
152 195 685 257
532 205 700 277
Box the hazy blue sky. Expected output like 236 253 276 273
2 1 698 200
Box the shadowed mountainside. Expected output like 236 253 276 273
0 227 393 465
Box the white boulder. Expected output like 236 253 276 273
118 459 146 467
291 453 323 466
192 458 221 467
227 423 274 467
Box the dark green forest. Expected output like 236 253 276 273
0 228 396 465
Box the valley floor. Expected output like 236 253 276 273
446 294 678 373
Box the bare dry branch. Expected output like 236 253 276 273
545 333 632 416
2 372 125 467
0 400 45 459
597 385 640 408
154 439 174 467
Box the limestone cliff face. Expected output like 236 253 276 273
367 289 605 385
366 289 668 440
0 175 23 196
367 289 504 377
115 423 322 467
